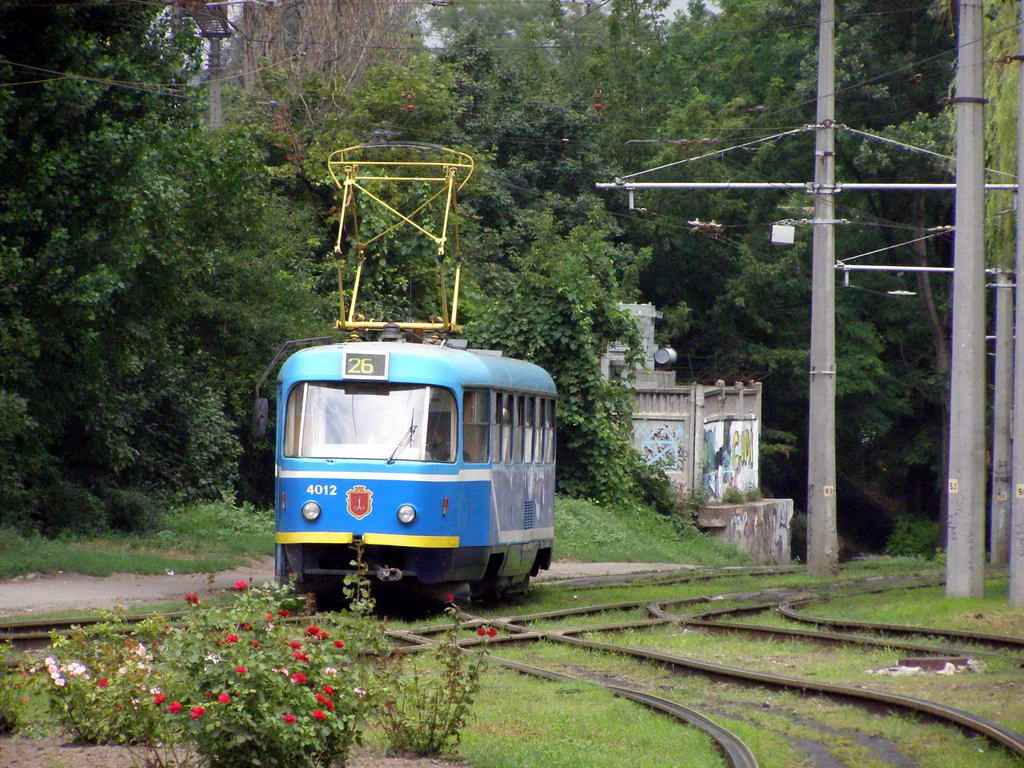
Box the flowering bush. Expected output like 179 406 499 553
155 581 381 768
41 615 171 747
375 604 487 757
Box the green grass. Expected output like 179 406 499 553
553 496 749 566
0 501 274 579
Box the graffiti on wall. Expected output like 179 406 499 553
702 419 758 499
634 421 688 471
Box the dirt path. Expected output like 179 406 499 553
0 558 687 617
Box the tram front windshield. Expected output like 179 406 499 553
284 382 456 462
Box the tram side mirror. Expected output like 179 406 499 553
251 397 269 441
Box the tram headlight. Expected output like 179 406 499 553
301 501 321 522
396 504 417 524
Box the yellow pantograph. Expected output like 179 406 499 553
327 143 474 333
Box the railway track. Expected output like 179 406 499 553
397 574 1024 766
3 568 1021 767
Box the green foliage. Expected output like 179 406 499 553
468 206 667 507
0 644 22 734
884 514 941 559
0 7 328 533
375 605 487 757
554 496 747 566
38 584 381 766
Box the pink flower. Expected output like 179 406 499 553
184 593 200 605
333 640 345 648
233 580 249 591
218 693 231 704
167 701 182 714
225 633 239 644
236 665 248 674
305 625 321 636
191 705 206 719
97 678 109 688
312 709 326 720
282 713 296 724
291 673 307 684
153 693 165 705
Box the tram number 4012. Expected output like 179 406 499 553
306 484 338 496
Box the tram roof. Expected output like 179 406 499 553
279 341 556 395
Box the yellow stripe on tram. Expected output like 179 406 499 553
275 532 354 545
362 533 459 548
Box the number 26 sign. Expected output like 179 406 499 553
342 352 389 381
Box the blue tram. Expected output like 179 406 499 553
273 338 556 602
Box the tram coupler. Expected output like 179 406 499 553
376 566 403 582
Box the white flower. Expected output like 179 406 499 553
205 654 222 664
118 666 128 676
323 667 337 676
353 686 366 698
65 662 88 677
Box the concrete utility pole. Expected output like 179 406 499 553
946 0 986 598
807 0 839 576
1011 0 1024 609
208 37 224 129
990 268 1012 564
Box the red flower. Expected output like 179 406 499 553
236 665 248 675
278 609 291 617
322 685 335 695
251 641 261 649
233 580 249 591
97 678 109 688
191 705 206 719
312 708 326 720
445 593 454 603
333 640 345 648
315 693 328 704
167 701 182 714
265 613 274 621
218 693 231 704
241 622 252 631
288 641 302 650
282 713 296 724
291 673 307 684
326 700 335 711
318 631 329 640
305 625 321 636
487 628 498 638
293 652 309 662
476 627 486 636
184 593 200 605
153 693 166 705
225 633 239 643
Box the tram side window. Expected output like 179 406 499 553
544 398 556 464
425 388 457 462
522 395 535 463
496 392 513 464
463 390 489 463
513 395 524 463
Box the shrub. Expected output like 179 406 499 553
156 581 380 768
0 643 23 734
375 603 487 757
42 616 169 746
885 514 941 558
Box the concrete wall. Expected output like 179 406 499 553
697 499 793 564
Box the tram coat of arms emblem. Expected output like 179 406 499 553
346 485 373 520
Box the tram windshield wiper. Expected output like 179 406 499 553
387 419 418 465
